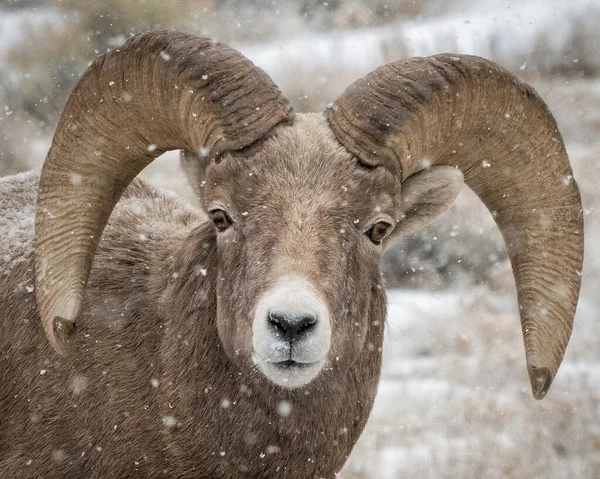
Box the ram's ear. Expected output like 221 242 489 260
390 166 464 239
180 150 208 214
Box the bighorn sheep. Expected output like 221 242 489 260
0 31 583 478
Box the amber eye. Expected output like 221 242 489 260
367 221 392 245
211 209 232 232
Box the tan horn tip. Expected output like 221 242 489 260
51 316 77 357
527 365 553 400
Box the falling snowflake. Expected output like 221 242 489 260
277 400 292 417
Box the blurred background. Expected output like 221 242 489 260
1 0 599 477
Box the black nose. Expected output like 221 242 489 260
268 311 317 341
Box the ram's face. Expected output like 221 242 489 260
204 114 401 388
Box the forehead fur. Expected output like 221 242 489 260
207 113 401 217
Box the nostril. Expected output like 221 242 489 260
268 311 287 337
295 313 317 334
268 311 317 340
268 311 286 324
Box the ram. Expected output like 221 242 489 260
0 31 583 478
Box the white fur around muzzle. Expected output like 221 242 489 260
252 276 331 388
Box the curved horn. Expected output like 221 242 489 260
35 31 293 355
327 54 583 399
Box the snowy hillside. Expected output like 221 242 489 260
238 0 600 110
2 1 599 108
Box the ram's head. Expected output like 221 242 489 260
181 116 461 389
34 31 583 399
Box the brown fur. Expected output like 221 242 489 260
0 115 410 478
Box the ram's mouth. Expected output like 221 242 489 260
272 359 312 370
253 354 326 389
